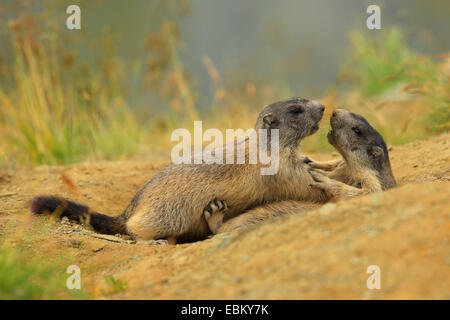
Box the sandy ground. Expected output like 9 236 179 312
0 134 449 299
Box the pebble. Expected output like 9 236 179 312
137 239 167 245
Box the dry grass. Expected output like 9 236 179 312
0 8 448 167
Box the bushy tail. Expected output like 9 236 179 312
31 196 127 235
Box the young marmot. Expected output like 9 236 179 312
31 98 326 243
208 109 397 234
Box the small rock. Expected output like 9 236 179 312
137 239 167 245
152 239 168 245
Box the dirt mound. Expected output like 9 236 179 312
0 134 449 299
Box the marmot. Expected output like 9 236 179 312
209 109 397 234
31 98 326 243
308 108 396 199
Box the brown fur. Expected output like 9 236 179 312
218 200 320 233
31 98 327 243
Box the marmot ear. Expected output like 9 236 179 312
368 145 384 158
262 114 279 129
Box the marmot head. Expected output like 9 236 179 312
255 98 325 148
327 109 396 189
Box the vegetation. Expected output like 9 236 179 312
0 0 191 167
0 3 448 168
101 275 128 296
337 28 449 136
0 218 88 299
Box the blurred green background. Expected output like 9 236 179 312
0 0 448 167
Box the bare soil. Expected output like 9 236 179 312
0 134 449 299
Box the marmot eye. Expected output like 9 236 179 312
352 127 362 135
289 106 304 114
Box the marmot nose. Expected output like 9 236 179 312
311 100 325 113
319 105 325 113
332 109 345 118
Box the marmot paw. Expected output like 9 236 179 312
308 169 330 190
204 198 228 234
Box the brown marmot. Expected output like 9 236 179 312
209 109 397 234
308 108 396 199
31 98 327 243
